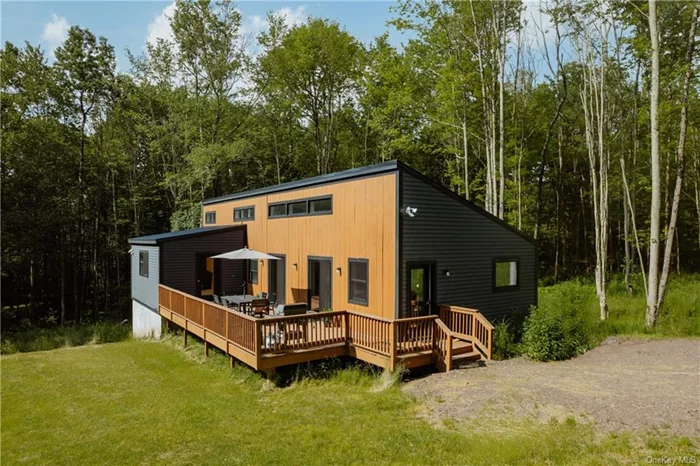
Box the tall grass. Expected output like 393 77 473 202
539 274 700 341
1 322 131 354
495 274 699 361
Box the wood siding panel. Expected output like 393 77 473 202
203 173 397 319
400 172 537 322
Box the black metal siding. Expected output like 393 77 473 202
400 171 537 322
160 228 247 297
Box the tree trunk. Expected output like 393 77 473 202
646 0 661 328
656 4 698 311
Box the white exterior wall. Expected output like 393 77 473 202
132 300 163 339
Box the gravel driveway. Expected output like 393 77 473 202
405 337 700 435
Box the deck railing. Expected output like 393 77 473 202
395 315 437 355
439 305 494 360
347 311 393 356
158 285 493 373
433 319 453 372
259 311 346 354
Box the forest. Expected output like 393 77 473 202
1 0 698 330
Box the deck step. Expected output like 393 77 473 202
451 340 474 356
452 351 482 363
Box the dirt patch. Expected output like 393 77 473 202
405 337 700 435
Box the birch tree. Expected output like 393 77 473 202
645 0 661 327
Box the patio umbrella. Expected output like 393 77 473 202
210 247 281 260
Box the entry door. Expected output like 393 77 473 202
196 254 218 298
268 255 286 305
308 257 332 311
407 262 436 316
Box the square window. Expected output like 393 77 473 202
309 197 332 214
139 251 149 278
348 259 368 306
269 204 286 217
494 260 518 288
205 211 216 224
288 201 308 215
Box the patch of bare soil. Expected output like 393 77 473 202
404 337 700 435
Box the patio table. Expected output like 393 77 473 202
222 294 256 314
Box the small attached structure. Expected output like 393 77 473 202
129 226 246 338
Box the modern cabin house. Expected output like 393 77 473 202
129 161 537 374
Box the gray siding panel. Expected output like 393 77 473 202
131 245 159 310
400 172 537 322
160 228 246 296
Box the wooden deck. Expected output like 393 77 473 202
157 285 493 375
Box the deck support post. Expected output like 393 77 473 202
183 329 188 347
229 355 234 369
204 339 209 357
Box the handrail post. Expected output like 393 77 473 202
446 333 453 372
487 326 493 360
389 321 396 371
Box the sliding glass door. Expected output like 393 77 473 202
308 257 332 311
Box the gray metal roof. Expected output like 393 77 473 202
202 160 400 205
128 225 238 245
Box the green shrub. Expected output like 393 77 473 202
492 320 520 360
521 305 590 362
522 283 593 361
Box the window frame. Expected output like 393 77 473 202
287 200 309 216
492 257 520 292
204 211 216 224
139 251 149 278
249 259 259 284
267 195 333 219
268 203 287 218
348 258 369 306
233 205 255 222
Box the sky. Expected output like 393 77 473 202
0 1 413 71
1 1 553 78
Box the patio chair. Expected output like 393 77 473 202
213 295 222 306
278 303 309 343
250 298 269 318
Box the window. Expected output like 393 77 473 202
267 196 332 219
348 258 369 306
234 206 255 221
139 251 149 278
288 201 308 216
494 259 518 289
249 259 259 284
205 211 216 224
309 197 332 214
269 204 286 218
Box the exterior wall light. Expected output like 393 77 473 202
293 263 298 270
335 267 342 275
444 270 451 277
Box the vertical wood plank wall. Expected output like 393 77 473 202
202 173 397 319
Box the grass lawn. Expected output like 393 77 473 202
2 338 695 465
